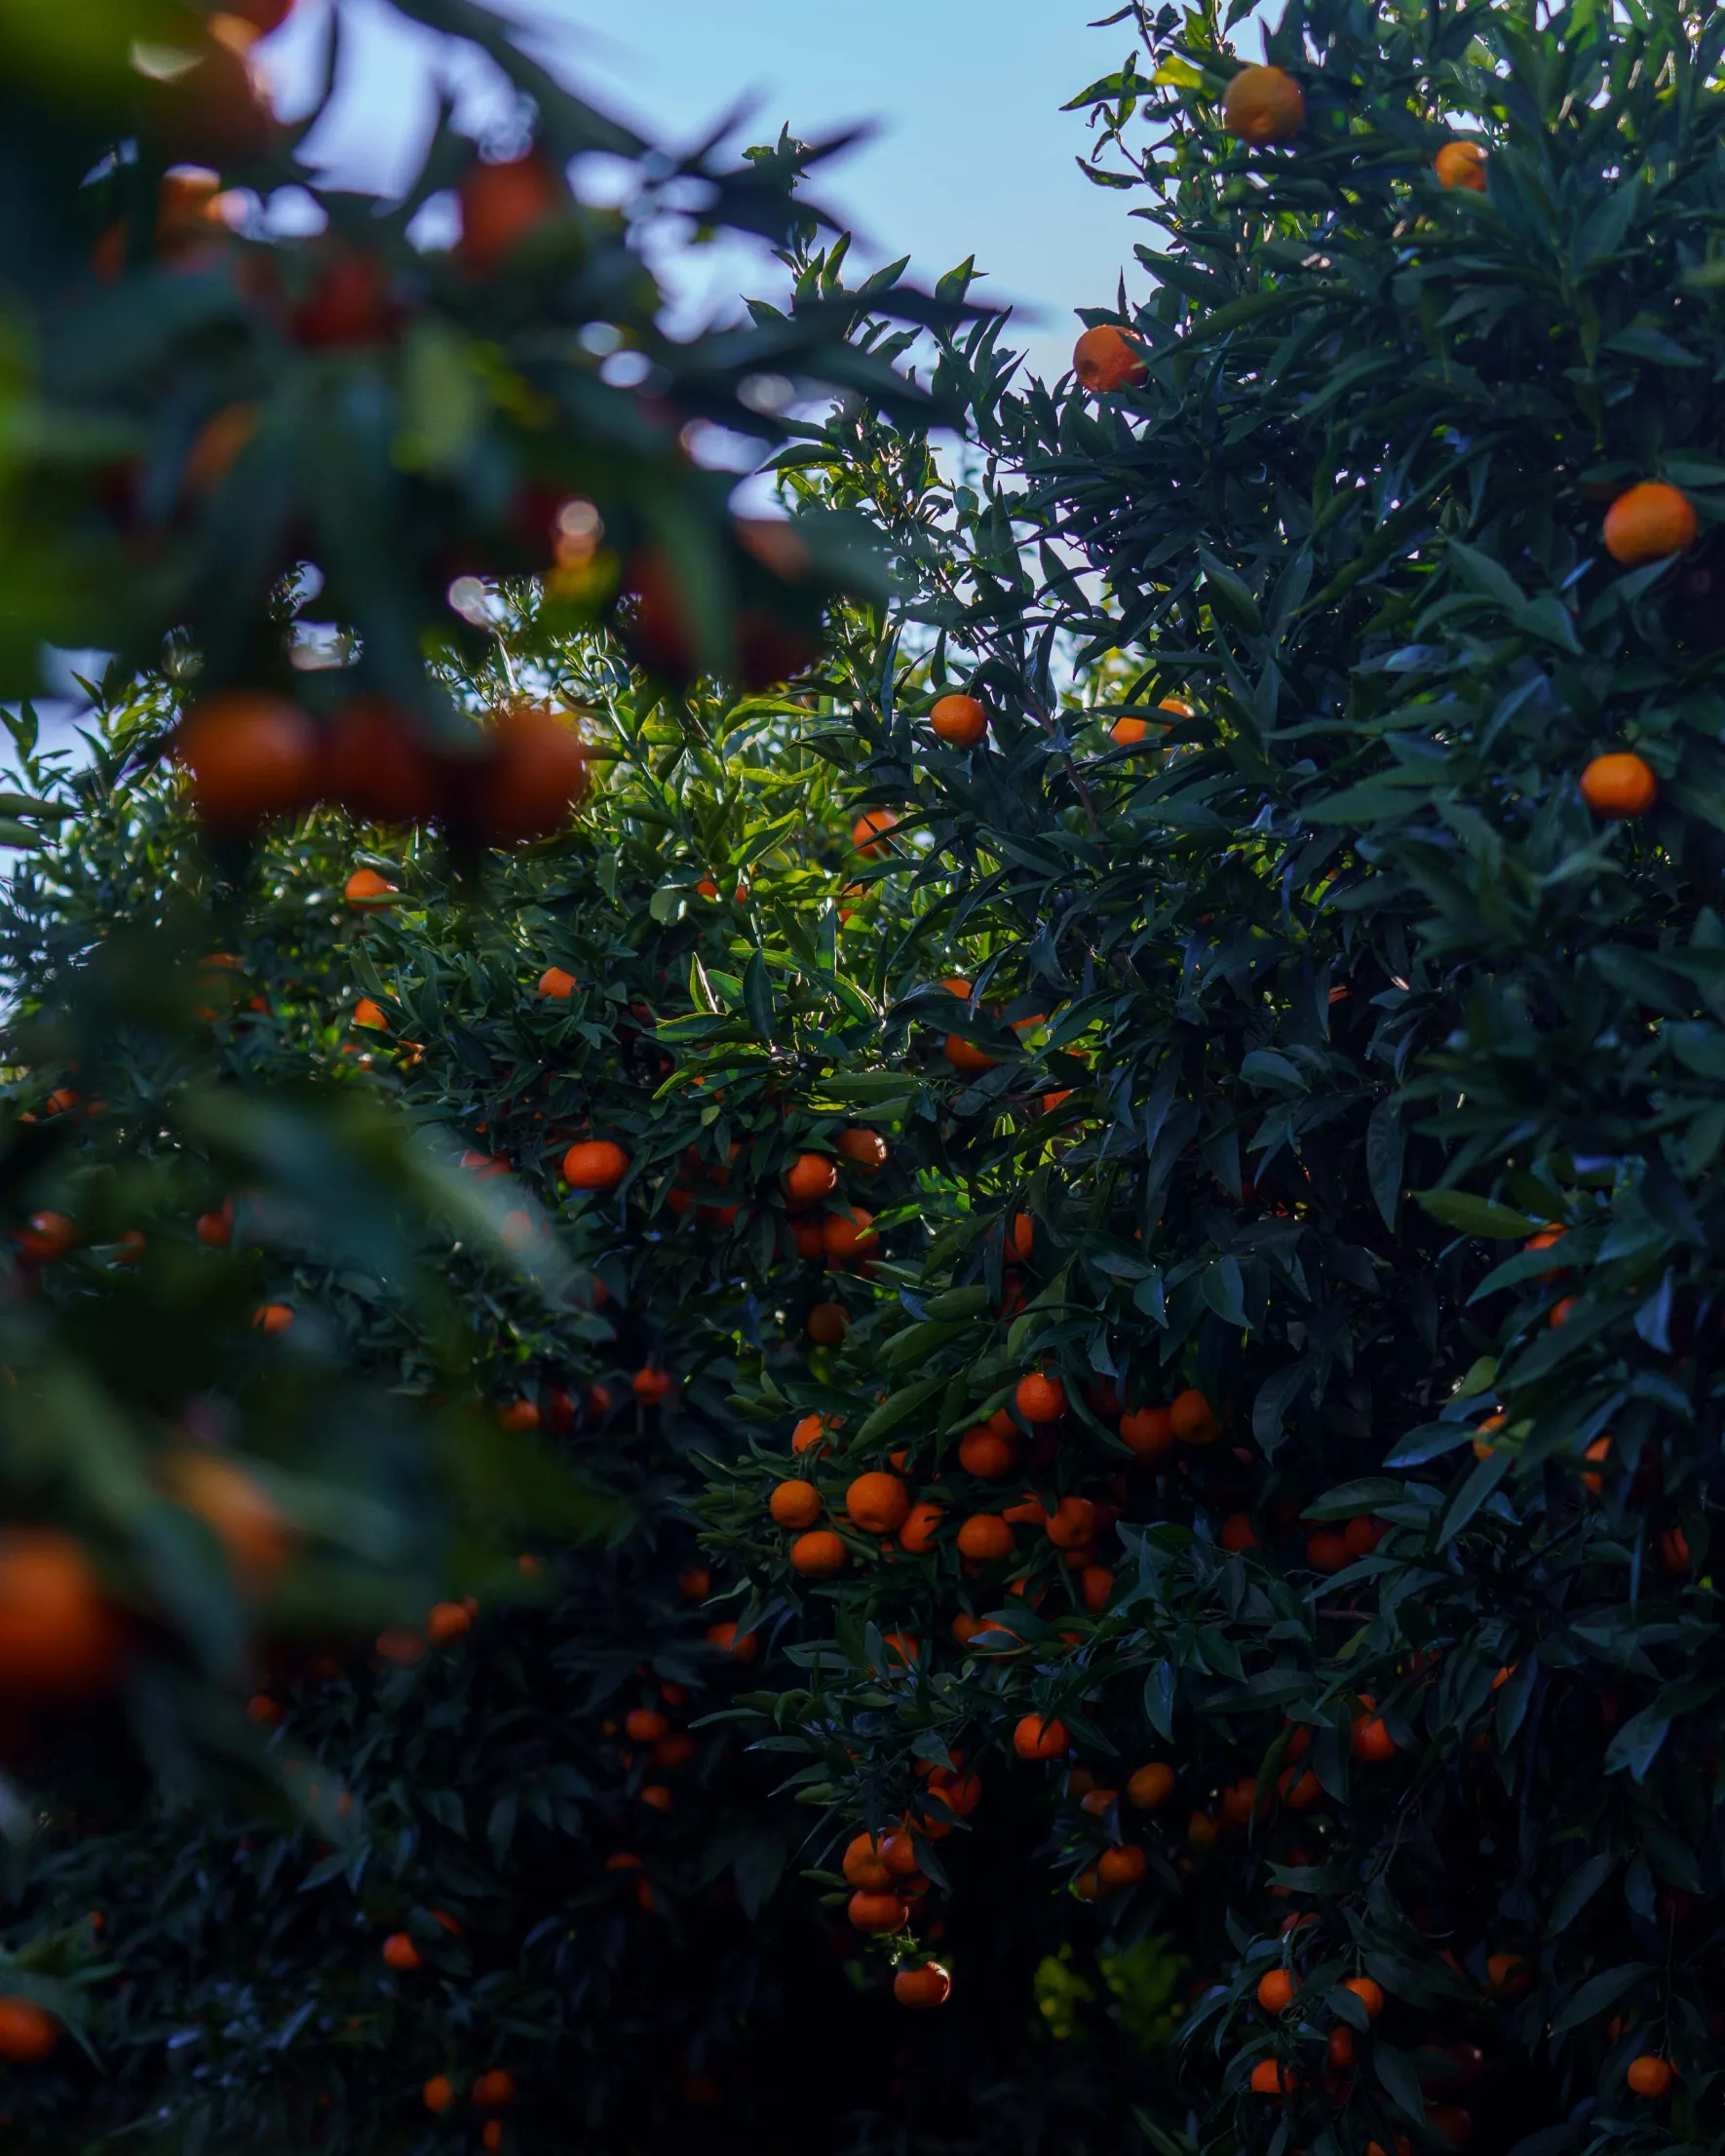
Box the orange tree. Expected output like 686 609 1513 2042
692 2 1725 2150
0 602 1180 2145
0 0 966 1805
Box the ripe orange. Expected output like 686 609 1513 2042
1279 1766 1322 1810
473 2068 517 2109
1603 481 1696 567
1305 1528 1351 1573
631 1367 673 1405
790 1529 846 1578
382 1932 422 1971
823 1207 875 1260
496 1399 540 1432
1097 1843 1147 1891
352 997 389 1031
785 1152 838 1205
1627 2056 1673 2098
1256 1969 1298 2014
563 1139 628 1190
16 1212 74 1261
930 694 988 747
323 696 441 823
1658 1525 1691 1575
899 1501 944 1554
480 2124 503 2152
958 1426 1016 1478
1016 1370 1065 1423
0 1533 121 1696
806 1302 850 1345
457 148 564 276
836 1128 888 1174
1435 139 1488 189
846 1472 910 1533
1120 1405 1174 1459
943 1034 998 1074
1580 751 1657 819
0 1999 57 2062
423 2074 454 2114
844 1832 894 1890
1328 2024 1356 2069
165 1452 290 1589
344 867 397 905
1045 1496 1095 1550
1187 1809 1220 1850
1486 1952 1531 1995
1012 1713 1069 1761
177 693 321 829
1248 2059 1297 2097
476 706 592 841
1009 1213 1034 1260
1222 64 1305 145
1072 325 1145 394
706 1620 756 1662
956 1513 1013 1561
1127 1761 1175 1811
427 1601 472 1647
537 966 577 998
1169 1388 1216 1443
1352 1714 1398 1763
790 1413 830 1456
1219 1513 1257 1553
769 1479 822 1529
848 1889 908 1933
376 1626 426 1666
852 808 898 856
894 1962 951 2008
1343 1976 1385 2021
679 1564 710 1602
1078 1564 1114 1612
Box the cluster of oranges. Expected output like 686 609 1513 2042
176 695 593 843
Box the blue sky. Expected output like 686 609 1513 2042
267 0 1190 385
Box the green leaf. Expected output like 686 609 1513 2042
1413 1192 1539 1239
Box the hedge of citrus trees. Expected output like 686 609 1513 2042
684 2 1725 2151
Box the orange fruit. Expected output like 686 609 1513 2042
1072 325 1145 394
473 2068 517 2109
177 693 321 829
1045 1496 1095 1550
806 1301 850 1345
1580 751 1657 819
930 694 988 748
848 1889 909 1933
563 1139 628 1190
16 1212 74 1261
1279 1767 1322 1810
0 1998 57 2061
352 997 389 1031
785 1152 838 1205
1603 481 1696 567
1219 1513 1257 1553
324 696 441 823
1627 2056 1673 2098
769 1479 822 1529
955 1513 1013 1561
705 1620 756 1662
0 1532 121 1699
1078 1564 1114 1612
1221 64 1305 145
679 1564 710 1601
1305 1529 1351 1573
376 1627 426 1666
943 1034 998 1074
165 1452 290 1589
422 2074 454 2114
846 1472 910 1534
1486 1951 1531 1995
823 1207 876 1260
1016 1370 1065 1423
382 1931 421 1971
836 1128 888 1173
1256 1969 1298 2014
1127 1761 1175 1810
537 966 577 998
958 1426 1016 1478
1580 1435 1611 1494
852 808 898 856
496 1399 540 1432
893 1962 951 2008
1009 1213 1034 1259
456 147 564 276
476 706 591 841
1343 1976 1385 2021
247 1692 281 1727
1435 139 1487 189
1352 1715 1398 1763
1169 1388 1216 1443
1248 2059 1297 2096
843 1833 894 1890
1097 1844 1146 1891
427 1601 472 1647
1012 1713 1068 1761
899 1501 944 1554
1187 1809 1220 1850
1119 1405 1174 1459
344 867 397 905
1658 1525 1691 1574
1328 2024 1356 2069
790 1529 846 1578
790 1414 829 1457
631 1367 673 1405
